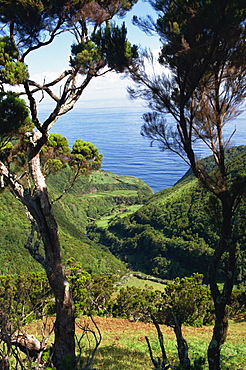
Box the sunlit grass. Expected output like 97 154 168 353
95 204 143 228
75 316 246 370
119 274 166 291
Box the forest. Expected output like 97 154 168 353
0 0 246 369
88 146 246 281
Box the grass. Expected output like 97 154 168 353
85 190 140 198
25 315 246 370
95 204 143 228
119 274 166 291
80 317 246 370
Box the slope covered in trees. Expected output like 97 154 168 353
2 146 245 282
88 146 246 281
0 169 152 275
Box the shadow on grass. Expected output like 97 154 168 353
81 345 152 370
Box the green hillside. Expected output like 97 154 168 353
2 147 246 280
0 169 153 275
87 146 246 281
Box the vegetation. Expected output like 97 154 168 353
86 316 246 370
1 0 246 368
127 2 246 366
88 146 246 281
0 168 152 275
0 0 139 366
0 270 245 369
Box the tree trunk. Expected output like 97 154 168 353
207 192 236 370
207 307 228 370
48 263 76 369
28 151 76 369
172 314 190 370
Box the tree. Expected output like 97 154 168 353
154 274 212 369
145 274 212 370
127 1 246 369
0 1 137 368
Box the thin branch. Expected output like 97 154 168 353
145 336 159 368
76 316 102 370
24 217 47 269
151 314 168 366
51 167 80 204
21 19 65 61
28 69 72 89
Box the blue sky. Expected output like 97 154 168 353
25 0 161 109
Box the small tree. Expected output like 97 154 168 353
0 0 138 368
128 1 246 369
154 274 212 369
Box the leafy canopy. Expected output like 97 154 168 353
41 133 103 178
0 93 32 145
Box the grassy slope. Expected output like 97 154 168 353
0 169 153 275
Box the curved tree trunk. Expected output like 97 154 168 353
29 151 76 369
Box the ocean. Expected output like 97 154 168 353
40 103 246 193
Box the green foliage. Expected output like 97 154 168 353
0 168 152 275
0 270 244 369
70 40 102 72
0 267 116 326
111 274 214 328
0 189 41 274
112 285 162 321
0 36 28 84
229 287 246 317
88 179 214 278
0 93 32 143
41 133 103 178
66 259 116 315
71 22 138 73
156 274 213 327
45 133 70 154
0 0 138 49
0 272 51 329
70 139 103 172
1 60 28 85
0 141 13 160
177 146 246 184
41 133 70 175
92 22 138 72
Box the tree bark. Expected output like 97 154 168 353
207 192 236 370
207 307 228 370
28 150 76 369
172 314 190 370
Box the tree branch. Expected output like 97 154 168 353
21 19 65 62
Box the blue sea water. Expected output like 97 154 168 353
40 104 246 193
